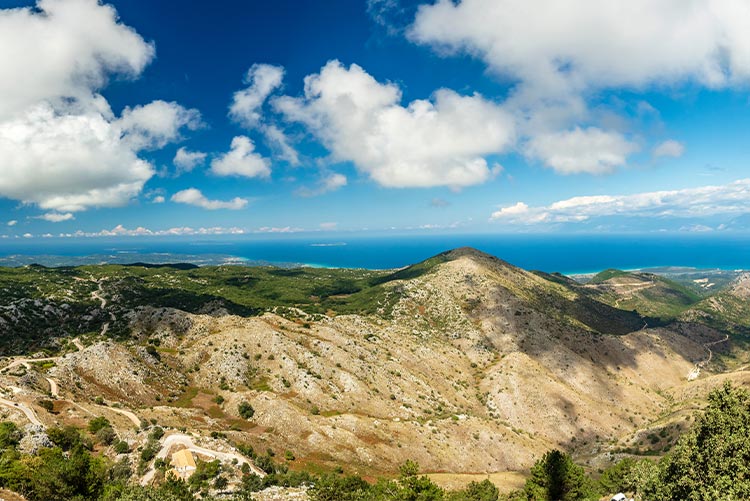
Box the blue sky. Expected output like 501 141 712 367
2 0 750 240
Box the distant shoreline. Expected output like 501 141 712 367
2 234 750 275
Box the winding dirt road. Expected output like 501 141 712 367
687 334 730 381
0 397 42 426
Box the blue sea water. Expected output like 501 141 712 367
1 233 750 275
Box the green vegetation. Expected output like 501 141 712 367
89 416 112 434
627 382 750 500
237 401 255 419
0 262 404 354
590 269 630 284
520 450 597 500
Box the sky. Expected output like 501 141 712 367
2 0 750 240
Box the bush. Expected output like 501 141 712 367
599 457 637 494
148 426 164 441
114 440 130 454
47 425 84 451
37 399 54 413
140 440 159 463
0 421 22 449
454 479 499 501
88 416 111 434
96 426 117 445
238 401 255 419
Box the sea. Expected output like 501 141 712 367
1 233 749 275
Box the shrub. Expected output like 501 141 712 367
0 421 22 449
238 401 255 419
37 399 54 413
96 426 117 445
148 426 164 441
114 440 130 454
88 416 111 434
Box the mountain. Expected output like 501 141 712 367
0 248 748 490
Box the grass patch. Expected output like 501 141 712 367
172 386 199 408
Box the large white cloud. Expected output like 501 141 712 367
490 178 750 224
171 188 248 210
0 0 154 118
409 0 750 173
275 60 514 188
0 103 154 212
410 0 750 96
0 0 199 213
210 136 271 179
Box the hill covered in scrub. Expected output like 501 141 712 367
0 248 749 499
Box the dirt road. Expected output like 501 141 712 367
141 433 266 485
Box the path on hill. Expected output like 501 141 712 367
0 396 42 426
72 338 85 351
2 358 57 373
92 280 115 336
45 377 59 398
687 334 730 381
141 433 266 485
107 406 142 428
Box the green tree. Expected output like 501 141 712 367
453 479 499 501
309 473 370 501
598 457 637 495
653 382 750 500
148 426 164 441
397 460 444 501
523 450 597 501
114 440 130 454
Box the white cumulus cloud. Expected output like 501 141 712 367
410 0 750 97
0 0 154 118
173 147 207 173
525 127 639 175
0 0 199 213
409 0 750 173
171 188 248 210
118 100 202 150
275 60 514 188
263 124 300 166
210 136 271 179
230 64 285 128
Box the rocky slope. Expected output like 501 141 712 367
1 248 748 482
